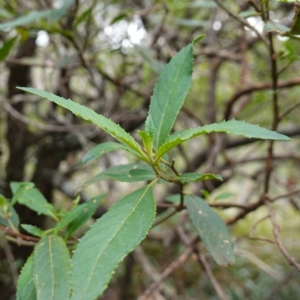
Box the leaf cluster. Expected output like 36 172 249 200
0 35 290 299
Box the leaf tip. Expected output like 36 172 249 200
193 34 205 45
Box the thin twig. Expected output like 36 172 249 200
1 97 92 132
134 246 175 298
0 224 39 243
214 0 269 46
196 250 228 300
249 237 277 244
248 0 261 12
152 209 177 227
266 201 300 271
278 101 300 122
227 185 300 225
250 214 271 238
208 202 248 209
224 78 300 119
0 233 19 287
138 242 196 300
264 2 280 194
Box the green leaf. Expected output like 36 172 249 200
239 10 260 18
135 45 165 74
263 21 290 34
0 36 17 62
0 8 14 19
82 142 135 164
49 0 75 22
145 114 155 137
71 185 156 300
11 182 35 205
263 5 300 36
178 172 222 184
128 169 157 181
166 194 181 203
0 10 53 31
16 255 37 300
0 0 75 30
18 88 145 160
147 42 194 150
75 7 93 27
34 235 71 300
289 4 300 34
173 18 206 27
110 13 129 25
138 131 153 156
21 224 44 238
55 54 76 70
81 173 107 189
213 192 235 201
156 119 291 160
186 195 235 265
82 163 156 188
10 182 58 220
0 197 19 229
55 194 105 238
187 0 217 8
104 164 156 182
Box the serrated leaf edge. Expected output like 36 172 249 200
71 185 155 299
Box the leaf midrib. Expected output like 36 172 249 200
48 236 55 300
76 185 151 299
154 49 191 149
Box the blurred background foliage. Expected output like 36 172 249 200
0 0 300 299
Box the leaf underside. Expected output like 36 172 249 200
71 185 156 300
186 195 235 266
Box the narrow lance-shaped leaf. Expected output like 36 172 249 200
186 195 235 265
289 3 300 34
0 36 17 62
21 224 44 238
16 255 37 300
49 0 75 22
81 163 156 189
17 87 145 160
0 195 19 229
53 193 105 238
263 3 300 35
10 182 58 220
146 36 204 149
11 182 34 205
34 235 71 300
0 10 53 31
173 18 206 27
135 45 165 74
178 172 222 184
96 164 156 182
71 185 156 300
138 131 154 157
82 142 137 164
156 119 291 160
